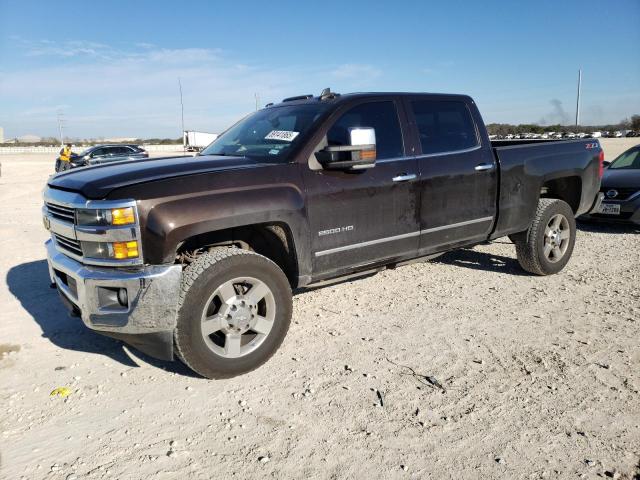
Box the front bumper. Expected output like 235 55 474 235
46 239 182 360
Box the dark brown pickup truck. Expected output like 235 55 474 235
43 89 604 378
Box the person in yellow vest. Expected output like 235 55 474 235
56 143 73 172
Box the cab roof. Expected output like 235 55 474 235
266 89 473 108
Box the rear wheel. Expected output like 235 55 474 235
514 198 576 275
174 247 292 379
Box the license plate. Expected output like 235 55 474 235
598 203 620 215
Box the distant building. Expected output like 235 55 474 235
0 126 4 143
17 134 42 143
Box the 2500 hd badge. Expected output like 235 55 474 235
318 225 354 236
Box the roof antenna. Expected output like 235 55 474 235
320 87 337 100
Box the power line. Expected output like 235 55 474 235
178 77 185 154
575 69 582 126
57 111 66 146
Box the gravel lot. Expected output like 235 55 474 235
1 139 639 479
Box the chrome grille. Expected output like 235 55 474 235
43 187 143 266
46 202 76 223
53 233 83 257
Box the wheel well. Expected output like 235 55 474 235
541 176 582 213
175 223 299 287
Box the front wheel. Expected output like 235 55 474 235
174 248 292 379
514 198 576 275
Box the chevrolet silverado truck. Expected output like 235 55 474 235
42 90 604 378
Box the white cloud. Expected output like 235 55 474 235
135 42 156 49
0 40 327 137
19 104 71 116
1 39 395 137
331 63 381 80
20 39 114 59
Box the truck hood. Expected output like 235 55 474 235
47 155 274 199
601 168 640 189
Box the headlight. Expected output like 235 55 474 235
76 207 135 226
82 240 139 260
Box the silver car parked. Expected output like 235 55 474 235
63 144 149 169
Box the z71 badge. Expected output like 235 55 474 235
318 225 354 236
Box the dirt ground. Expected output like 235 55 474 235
1 139 639 479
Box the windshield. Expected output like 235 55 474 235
609 147 640 170
201 104 329 161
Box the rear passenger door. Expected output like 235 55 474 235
403 97 497 255
112 146 133 161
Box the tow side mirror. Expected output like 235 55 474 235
315 127 377 171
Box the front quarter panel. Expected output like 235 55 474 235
106 163 309 271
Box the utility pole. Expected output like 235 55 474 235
254 92 260 111
575 69 582 126
57 111 66 146
178 78 185 154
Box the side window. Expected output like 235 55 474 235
113 147 130 155
91 148 106 157
411 100 478 155
327 101 404 159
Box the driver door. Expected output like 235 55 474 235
302 98 420 279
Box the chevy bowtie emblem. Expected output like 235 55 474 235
605 189 618 199
43 216 51 230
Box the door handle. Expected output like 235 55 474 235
474 163 494 172
392 173 417 182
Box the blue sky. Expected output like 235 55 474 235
1 0 639 139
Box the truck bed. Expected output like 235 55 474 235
490 138 602 239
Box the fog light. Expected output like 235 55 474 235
117 288 128 307
112 241 139 259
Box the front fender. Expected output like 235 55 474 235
148 185 307 262
107 163 310 277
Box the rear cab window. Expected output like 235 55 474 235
409 100 479 155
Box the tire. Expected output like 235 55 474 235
174 247 292 379
514 198 576 276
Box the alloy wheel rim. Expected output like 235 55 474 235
200 276 275 358
543 214 570 263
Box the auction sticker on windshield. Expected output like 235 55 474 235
265 130 299 142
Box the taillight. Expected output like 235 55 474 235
598 150 604 178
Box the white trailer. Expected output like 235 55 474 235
183 131 218 151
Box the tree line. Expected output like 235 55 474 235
487 114 640 136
